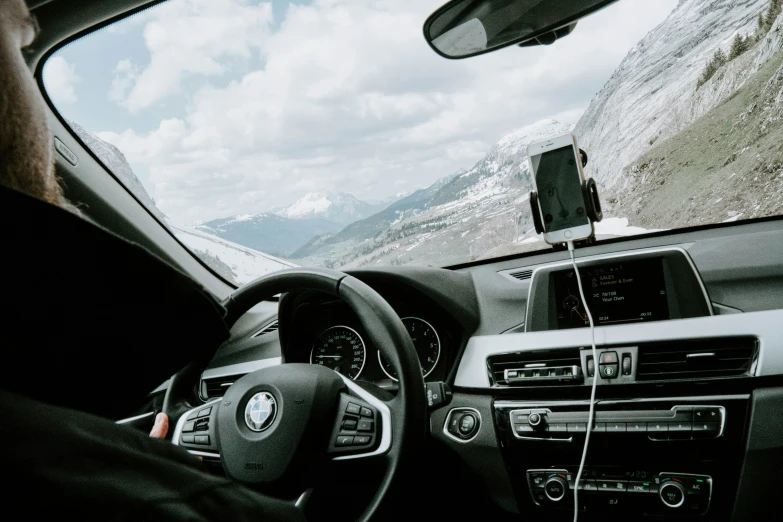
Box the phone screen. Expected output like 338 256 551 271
531 145 589 233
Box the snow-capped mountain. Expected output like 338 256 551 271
292 119 575 267
274 191 391 225
575 0 769 189
68 124 295 285
195 212 342 257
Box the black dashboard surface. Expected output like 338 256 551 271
204 218 783 384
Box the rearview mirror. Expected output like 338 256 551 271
423 0 619 59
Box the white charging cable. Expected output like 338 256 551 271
568 240 598 522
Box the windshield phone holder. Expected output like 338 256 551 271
529 148 603 247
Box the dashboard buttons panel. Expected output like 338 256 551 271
508 406 725 441
526 469 712 516
444 408 481 442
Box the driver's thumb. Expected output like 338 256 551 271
149 412 169 439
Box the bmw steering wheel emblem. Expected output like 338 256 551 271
244 392 277 432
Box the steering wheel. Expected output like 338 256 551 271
161 268 427 521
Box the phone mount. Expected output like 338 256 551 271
528 148 603 247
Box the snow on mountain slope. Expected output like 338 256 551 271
274 191 386 225
575 0 768 190
170 224 297 285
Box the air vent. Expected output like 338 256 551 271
488 349 583 386
637 337 758 382
201 374 243 399
509 269 533 281
252 320 279 338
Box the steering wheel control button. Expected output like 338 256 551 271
194 435 210 445
182 434 195 444
360 406 373 418
659 481 686 508
244 391 277 432
336 435 354 447
357 419 374 432
197 407 211 418
544 476 568 502
353 435 372 445
182 421 195 433
345 403 361 415
342 417 358 430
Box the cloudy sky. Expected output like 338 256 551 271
44 0 677 225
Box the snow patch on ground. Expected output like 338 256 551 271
595 217 666 237
170 224 297 284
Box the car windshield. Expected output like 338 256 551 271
43 0 783 285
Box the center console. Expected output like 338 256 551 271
493 395 748 520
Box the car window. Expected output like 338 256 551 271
42 0 783 284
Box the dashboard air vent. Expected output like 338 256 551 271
252 320 279 338
201 374 243 399
509 269 533 281
488 349 583 386
637 337 758 382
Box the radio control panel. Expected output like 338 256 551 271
510 405 724 441
527 468 712 515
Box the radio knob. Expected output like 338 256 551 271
544 476 568 502
659 481 686 508
529 413 542 427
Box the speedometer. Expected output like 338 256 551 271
310 326 366 380
378 317 441 380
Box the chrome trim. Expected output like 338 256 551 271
295 489 313 510
378 317 442 381
310 326 367 381
442 407 482 444
201 358 281 380
116 411 155 424
186 449 221 459
332 373 392 460
495 395 748 409
172 398 222 457
455 309 781 388
658 482 685 508
522 246 713 332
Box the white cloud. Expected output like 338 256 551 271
98 0 678 224
114 0 274 111
43 56 80 104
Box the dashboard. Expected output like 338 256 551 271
182 216 783 522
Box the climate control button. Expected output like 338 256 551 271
545 476 568 502
659 480 686 508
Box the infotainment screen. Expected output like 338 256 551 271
552 258 670 329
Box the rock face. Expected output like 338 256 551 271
574 0 768 190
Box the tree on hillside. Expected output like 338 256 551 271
696 48 728 90
729 33 749 59
762 0 781 33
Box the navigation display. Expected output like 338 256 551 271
553 258 670 329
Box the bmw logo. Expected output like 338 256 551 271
244 392 277 432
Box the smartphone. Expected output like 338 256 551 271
527 132 594 244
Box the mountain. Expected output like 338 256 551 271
169 223 298 284
274 191 388 225
574 0 769 191
195 213 342 258
69 124 295 285
604 7 783 229
292 119 574 267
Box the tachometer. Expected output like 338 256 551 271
378 317 441 380
310 326 366 380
